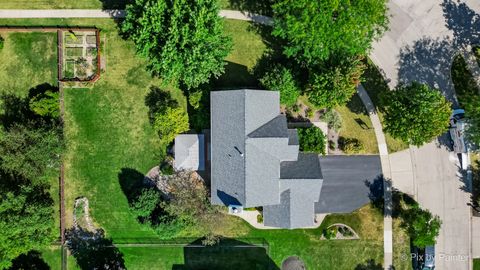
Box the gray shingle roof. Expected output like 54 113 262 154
209 90 380 229
174 134 205 171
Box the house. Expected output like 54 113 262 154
176 89 382 229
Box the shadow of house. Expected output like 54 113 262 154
171 238 279 270
65 228 126 270
9 250 50 270
441 0 480 46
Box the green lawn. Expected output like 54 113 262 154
0 0 126 9
39 246 63 270
1 18 384 270
361 59 410 153
474 258 480 270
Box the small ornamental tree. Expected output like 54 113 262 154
122 0 232 89
306 57 364 108
298 126 326 154
260 64 300 107
131 188 161 220
272 0 388 66
153 107 189 144
29 90 60 119
402 206 441 248
384 82 452 146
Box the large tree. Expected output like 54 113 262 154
122 0 232 89
402 206 441 248
0 124 63 182
0 183 55 270
383 82 452 146
272 0 388 66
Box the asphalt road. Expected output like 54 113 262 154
409 142 471 270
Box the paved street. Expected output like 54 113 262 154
391 142 472 270
371 0 480 106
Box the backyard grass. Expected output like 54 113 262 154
1 18 384 269
214 19 267 88
39 246 63 270
0 0 126 9
362 59 410 153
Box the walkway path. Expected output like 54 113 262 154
357 85 393 270
0 9 273 25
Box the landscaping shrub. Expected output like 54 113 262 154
338 137 365 154
323 226 338 240
188 88 210 131
29 90 60 119
257 214 263 224
297 126 326 154
159 162 174 176
153 107 189 145
0 35 4 51
321 109 342 131
260 64 300 107
401 205 441 248
130 188 161 221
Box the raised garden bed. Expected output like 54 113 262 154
321 223 359 240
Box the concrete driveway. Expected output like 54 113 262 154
371 0 480 107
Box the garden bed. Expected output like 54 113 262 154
60 29 100 82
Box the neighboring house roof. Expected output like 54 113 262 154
315 155 382 213
210 90 323 229
174 134 205 171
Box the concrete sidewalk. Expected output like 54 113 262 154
357 85 393 270
0 9 273 25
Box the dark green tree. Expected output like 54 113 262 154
402 206 441 248
260 64 300 107
130 188 161 221
298 126 326 154
0 124 63 182
122 0 232 89
383 82 452 146
272 0 388 66
29 90 60 119
0 184 54 270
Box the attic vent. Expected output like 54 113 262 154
234 146 244 157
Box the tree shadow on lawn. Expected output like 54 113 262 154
0 83 59 130
66 227 126 270
9 250 50 270
213 61 260 89
171 238 279 270
144 86 178 124
225 0 274 17
354 259 383 270
118 167 147 206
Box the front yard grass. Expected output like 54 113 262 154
1 18 384 269
474 258 480 270
393 217 413 270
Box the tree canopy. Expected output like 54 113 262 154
298 126 326 154
272 0 388 66
0 183 55 270
122 0 232 89
383 82 452 146
402 206 441 248
0 124 63 182
260 64 300 107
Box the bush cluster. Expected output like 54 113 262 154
297 126 326 154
